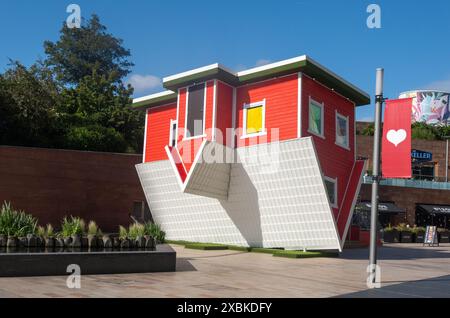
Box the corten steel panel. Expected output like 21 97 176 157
236 74 299 147
144 103 177 162
301 75 356 218
0 146 145 232
136 138 341 251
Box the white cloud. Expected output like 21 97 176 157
127 74 162 93
255 59 271 67
234 64 248 72
424 76 450 92
234 59 272 72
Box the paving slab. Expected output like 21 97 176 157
0 243 448 298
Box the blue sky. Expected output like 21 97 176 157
1 0 449 121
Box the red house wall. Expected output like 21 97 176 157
301 75 355 217
235 74 298 148
216 81 234 147
144 103 177 163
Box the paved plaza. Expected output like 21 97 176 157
0 243 449 298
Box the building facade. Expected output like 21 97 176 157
134 56 370 251
356 125 450 230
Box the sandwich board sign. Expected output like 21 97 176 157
423 226 439 247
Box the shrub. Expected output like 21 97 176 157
118 225 128 240
37 225 46 237
143 223 166 243
384 224 395 232
411 123 438 140
361 124 375 136
128 223 145 240
61 216 86 237
0 201 37 237
87 220 99 236
411 226 426 234
395 223 411 232
45 224 55 238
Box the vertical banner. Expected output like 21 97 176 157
382 98 413 178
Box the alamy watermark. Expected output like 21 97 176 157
66 264 81 289
366 264 381 289
170 124 282 174
366 4 381 29
66 4 81 29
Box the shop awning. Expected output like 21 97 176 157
356 202 406 214
417 204 450 215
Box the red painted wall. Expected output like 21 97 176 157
216 81 234 147
143 73 358 220
301 75 355 217
236 74 298 148
144 103 177 163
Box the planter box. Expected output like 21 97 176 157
414 231 425 243
0 244 176 277
383 230 399 243
399 231 413 243
439 231 450 243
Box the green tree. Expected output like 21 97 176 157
44 14 133 85
1 14 144 153
59 71 143 152
411 122 438 141
0 61 62 147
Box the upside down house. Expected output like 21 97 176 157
133 55 370 251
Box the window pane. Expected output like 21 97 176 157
309 102 322 135
325 180 336 205
186 84 205 137
171 122 177 147
336 115 348 147
246 106 263 134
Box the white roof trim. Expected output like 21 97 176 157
157 55 369 101
163 63 236 83
237 55 369 100
236 55 307 77
133 90 175 104
305 56 370 100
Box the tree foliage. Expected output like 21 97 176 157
357 121 450 141
44 14 133 85
0 14 144 153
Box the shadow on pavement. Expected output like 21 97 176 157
338 274 450 298
176 258 197 272
340 244 450 261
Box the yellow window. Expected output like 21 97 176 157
246 105 263 135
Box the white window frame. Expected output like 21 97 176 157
335 111 350 150
324 176 338 209
169 119 178 147
308 97 325 139
184 82 207 140
241 99 267 139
